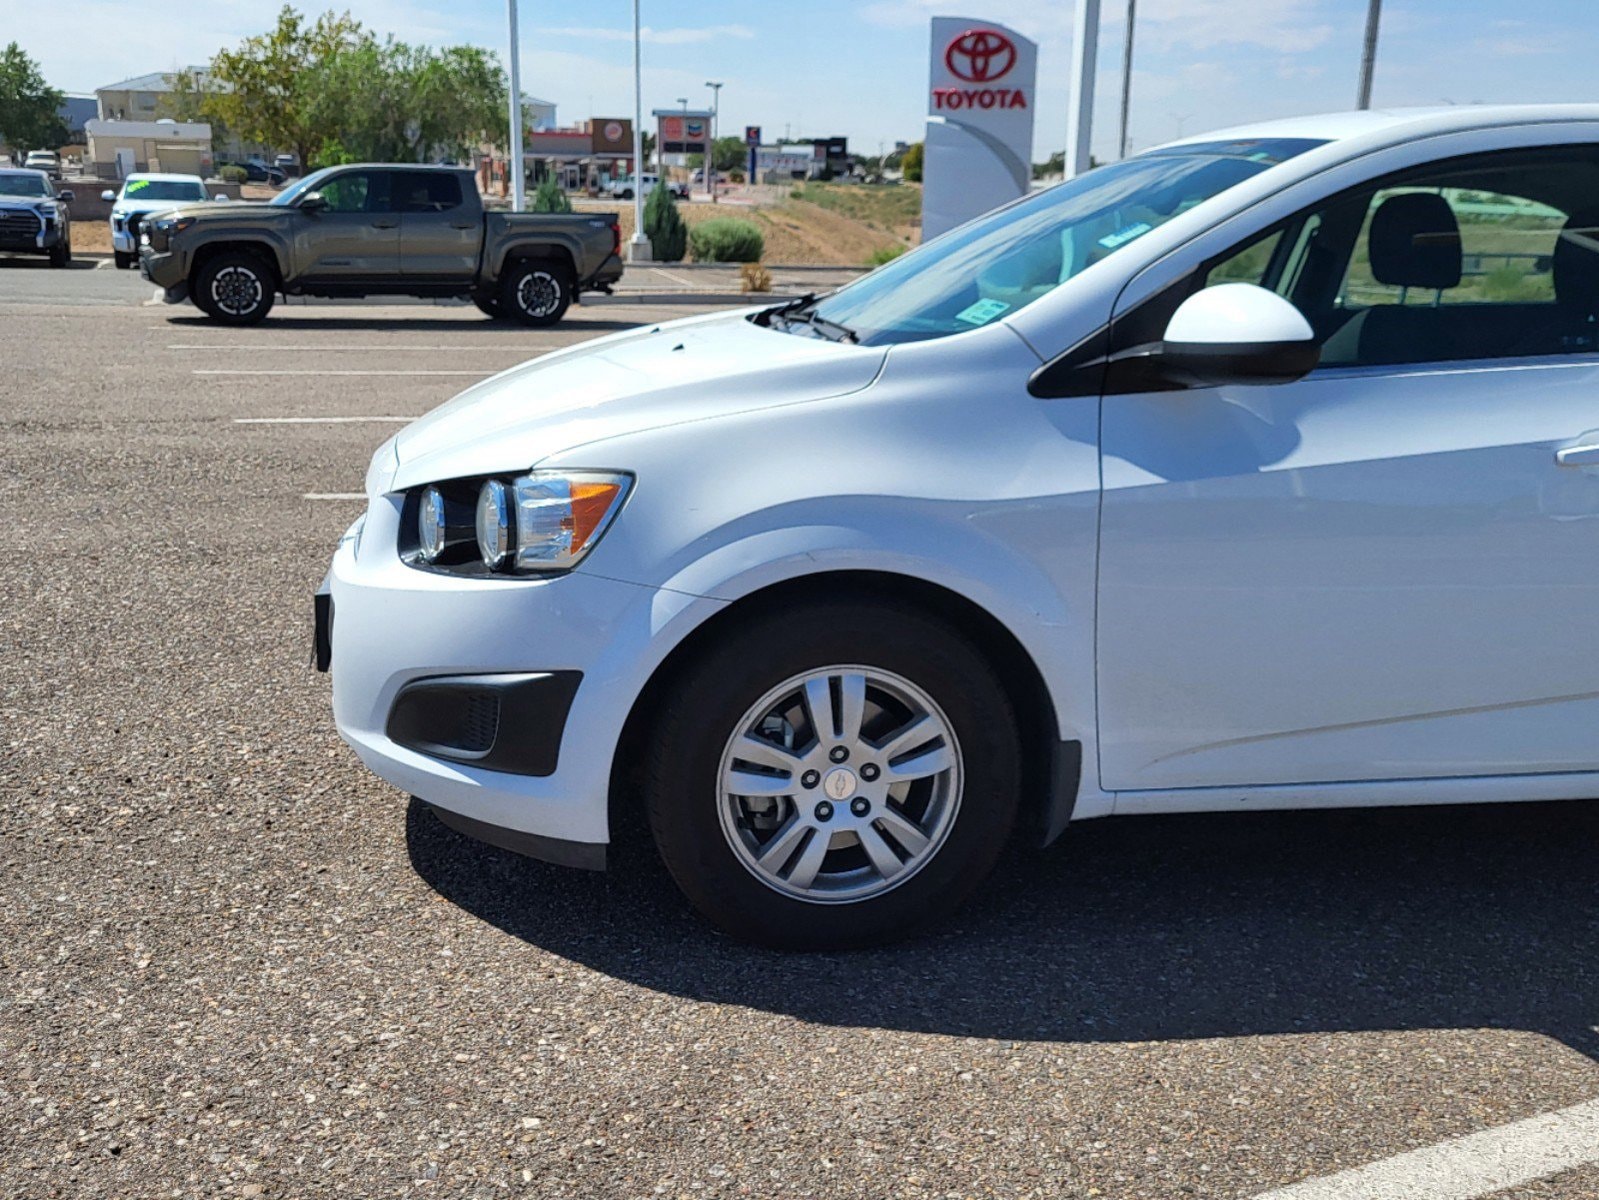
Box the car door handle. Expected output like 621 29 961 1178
371 219 398 229
1556 444 1599 467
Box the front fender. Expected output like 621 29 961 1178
181 225 291 281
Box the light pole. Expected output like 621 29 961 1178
1356 0 1383 109
628 0 649 259
506 0 525 211
705 81 723 200
1066 0 1101 176
1117 0 1136 159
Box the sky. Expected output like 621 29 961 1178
17 0 1599 161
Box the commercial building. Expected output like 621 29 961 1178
84 119 213 180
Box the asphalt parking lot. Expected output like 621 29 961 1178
3 259 1598 1199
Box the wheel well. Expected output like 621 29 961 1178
502 246 576 282
606 570 1065 851
190 241 282 290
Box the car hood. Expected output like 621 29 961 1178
115 197 210 215
160 200 279 221
0 195 52 208
387 309 886 492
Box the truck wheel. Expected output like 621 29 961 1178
472 293 505 320
49 237 71 268
500 260 572 327
194 251 275 325
114 251 134 270
644 601 1022 950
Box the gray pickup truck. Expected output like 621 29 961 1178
139 163 623 326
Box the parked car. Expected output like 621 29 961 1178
273 154 299 177
0 168 72 266
605 172 684 200
218 159 286 186
323 105 1599 949
24 150 62 180
102 173 213 269
140 163 623 325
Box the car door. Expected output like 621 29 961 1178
396 171 479 277
1096 142 1599 792
297 168 399 280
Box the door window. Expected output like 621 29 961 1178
395 173 463 213
318 171 391 214
1203 145 1599 368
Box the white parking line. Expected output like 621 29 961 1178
196 369 493 377
234 417 418 424
303 493 367 500
1252 1097 1599 1200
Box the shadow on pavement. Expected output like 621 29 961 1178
156 313 654 334
406 795 1599 1058
0 257 100 270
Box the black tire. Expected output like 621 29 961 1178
499 259 572 328
644 602 1021 950
619 188 634 200
472 293 505 320
49 237 71 268
114 250 134 270
193 250 275 325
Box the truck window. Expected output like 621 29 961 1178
396 173 463 214
319 171 391 214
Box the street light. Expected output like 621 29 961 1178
1066 0 1101 177
705 81 723 199
506 0 526 210
628 0 649 260
1356 0 1383 109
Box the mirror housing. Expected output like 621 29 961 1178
213 193 231 202
1155 284 1319 388
100 189 116 202
297 190 327 212
58 189 74 202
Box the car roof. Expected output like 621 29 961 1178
123 173 205 184
0 168 50 178
1157 103 1599 153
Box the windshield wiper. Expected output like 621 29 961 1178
792 311 858 343
757 292 857 342
757 292 818 326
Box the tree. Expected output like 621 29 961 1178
0 43 66 151
902 141 924 183
531 174 570 213
159 68 231 147
643 181 686 262
206 6 369 172
686 137 748 175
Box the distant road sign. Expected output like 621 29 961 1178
745 126 761 146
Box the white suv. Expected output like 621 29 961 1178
325 105 1599 947
101 173 211 269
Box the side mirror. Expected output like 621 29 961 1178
298 190 327 212
213 193 231 202
100 189 115 202
1155 284 1318 387
58 189 74 202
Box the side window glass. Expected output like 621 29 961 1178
319 172 371 213
1204 230 1284 288
395 173 463 213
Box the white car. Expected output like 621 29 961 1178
101 173 213 269
606 173 684 200
326 105 1599 948
24 150 61 180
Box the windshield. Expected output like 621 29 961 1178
271 166 342 206
803 137 1325 346
122 179 206 202
0 173 49 198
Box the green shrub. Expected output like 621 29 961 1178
643 182 687 262
218 164 248 185
689 217 764 263
788 187 805 201
867 243 908 266
531 175 571 214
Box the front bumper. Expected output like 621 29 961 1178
139 245 187 290
327 493 722 866
0 211 64 253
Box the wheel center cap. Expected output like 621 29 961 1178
822 767 857 801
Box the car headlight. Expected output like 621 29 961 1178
405 471 631 575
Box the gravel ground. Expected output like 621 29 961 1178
2 263 1598 1199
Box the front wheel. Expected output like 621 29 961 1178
49 238 71 268
194 251 275 325
645 602 1021 949
472 292 504 320
114 250 134 270
499 260 572 327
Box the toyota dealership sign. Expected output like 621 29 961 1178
923 18 1038 239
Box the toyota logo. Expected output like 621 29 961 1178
945 28 1017 83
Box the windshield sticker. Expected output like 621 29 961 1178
126 178 150 194
1097 221 1152 250
955 298 1011 326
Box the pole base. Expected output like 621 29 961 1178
628 233 653 263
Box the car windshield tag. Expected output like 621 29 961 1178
955 298 1011 326
1097 221 1152 250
